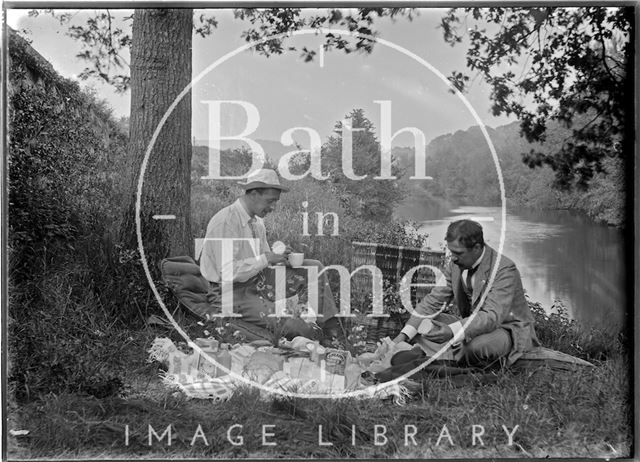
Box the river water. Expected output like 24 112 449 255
416 206 627 334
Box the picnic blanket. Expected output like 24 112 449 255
512 346 594 370
148 337 411 404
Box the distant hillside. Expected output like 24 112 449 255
194 139 293 164
402 120 625 226
193 120 625 227
194 139 417 173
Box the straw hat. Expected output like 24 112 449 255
237 168 289 192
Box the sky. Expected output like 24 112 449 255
7 8 516 147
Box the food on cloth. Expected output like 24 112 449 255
365 337 413 373
356 352 378 368
243 351 284 384
280 336 315 351
306 341 326 354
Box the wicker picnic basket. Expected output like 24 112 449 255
350 241 446 343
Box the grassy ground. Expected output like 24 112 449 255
7 318 631 460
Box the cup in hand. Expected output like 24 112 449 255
288 252 304 267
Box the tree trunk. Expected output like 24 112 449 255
120 9 193 276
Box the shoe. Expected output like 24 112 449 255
390 348 426 366
320 317 346 340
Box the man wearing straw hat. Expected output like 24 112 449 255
392 219 539 368
198 168 341 339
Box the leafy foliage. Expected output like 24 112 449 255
29 8 416 92
321 109 406 222
416 120 625 225
29 9 218 92
8 30 137 401
8 31 127 280
234 8 415 60
440 7 633 188
528 298 625 361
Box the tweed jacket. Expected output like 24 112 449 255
404 245 540 364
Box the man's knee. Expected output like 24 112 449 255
461 341 493 365
461 329 512 366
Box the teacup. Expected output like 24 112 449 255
288 252 304 267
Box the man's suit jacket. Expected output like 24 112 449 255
405 245 540 364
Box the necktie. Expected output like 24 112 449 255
461 266 477 317
248 218 267 285
248 217 266 254
248 217 258 241
466 266 478 292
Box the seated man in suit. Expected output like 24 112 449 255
198 168 341 339
393 219 539 367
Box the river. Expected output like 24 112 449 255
414 206 627 334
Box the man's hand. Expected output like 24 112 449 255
265 251 288 265
423 320 453 343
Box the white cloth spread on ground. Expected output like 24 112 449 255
147 337 411 404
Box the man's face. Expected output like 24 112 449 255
251 189 281 217
447 239 482 270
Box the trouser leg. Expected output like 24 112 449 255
300 259 338 323
459 328 512 366
412 312 512 366
207 279 319 339
265 259 338 325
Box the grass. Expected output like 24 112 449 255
8 362 630 459
7 311 631 459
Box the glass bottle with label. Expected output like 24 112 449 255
195 338 219 377
344 352 362 390
215 344 232 377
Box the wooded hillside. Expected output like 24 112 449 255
397 120 625 226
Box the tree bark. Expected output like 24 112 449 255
120 9 193 275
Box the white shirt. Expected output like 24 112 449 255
462 246 486 291
198 199 271 283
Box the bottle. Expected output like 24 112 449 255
195 338 219 377
344 352 362 390
195 338 219 351
215 344 232 378
309 341 325 365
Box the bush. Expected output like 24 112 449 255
8 31 133 401
529 297 625 360
8 62 127 277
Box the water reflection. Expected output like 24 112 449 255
418 206 626 333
